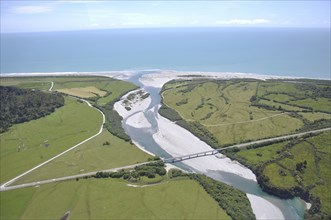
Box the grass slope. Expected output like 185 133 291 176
0 97 102 183
1 178 230 220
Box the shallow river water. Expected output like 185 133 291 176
119 71 306 219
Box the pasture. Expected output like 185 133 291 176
15 129 152 184
161 79 331 146
1 76 145 186
0 76 137 105
1 178 230 220
161 79 306 146
231 131 331 217
0 96 102 183
57 86 107 98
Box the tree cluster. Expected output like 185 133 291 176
190 174 255 220
94 161 166 182
0 86 64 133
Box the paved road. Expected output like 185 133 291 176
164 127 331 163
0 162 151 192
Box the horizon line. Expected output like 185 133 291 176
1 26 330 34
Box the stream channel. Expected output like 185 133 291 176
118 71 306 219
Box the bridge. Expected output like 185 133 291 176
163 150 219 163
162 127 331 163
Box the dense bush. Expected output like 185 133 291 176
93 161 166 181
168 169 185 178
158 104 183 121
190 174 255 220
298 119 331 132
0 86 64 133
100 103 131 142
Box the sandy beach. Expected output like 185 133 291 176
138 70 293 88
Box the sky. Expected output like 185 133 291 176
1 0 330 33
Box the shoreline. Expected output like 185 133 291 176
1 69 329 81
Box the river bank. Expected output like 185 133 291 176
113 71 308 219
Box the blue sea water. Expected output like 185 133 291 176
1 27 330 78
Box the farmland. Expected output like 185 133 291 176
160 78 331 219
1 178 230 220
0 96 102 183
1 76 237 220
227 131 331 219
0 76 144 184
160 79 331 147
57 86 107 98
14 129 152 184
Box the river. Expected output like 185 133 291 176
115 71 306 219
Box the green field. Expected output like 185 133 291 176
1 178 230 220
0 76 147 185
236 142 288 168
1 76 237 220
228 131 331 218
14 129 152 184
0 96 102 183
161 79 331 146
255 80 331 114
160 78 330 218
161 79 321 146
0 76 137 106
57 86 107 98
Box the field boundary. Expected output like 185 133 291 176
201 112 288 127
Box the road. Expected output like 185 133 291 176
0 162 151 192
48 81 54 91
0 82 106 190
164 127 331 163
3 127 329 191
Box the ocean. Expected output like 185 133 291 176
1 27 330 79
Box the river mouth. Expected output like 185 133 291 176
117 71 306 219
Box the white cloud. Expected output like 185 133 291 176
216 19 270 25
121 22 145 26
12 6 52 14
58 0 103 3
189 20 199 25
